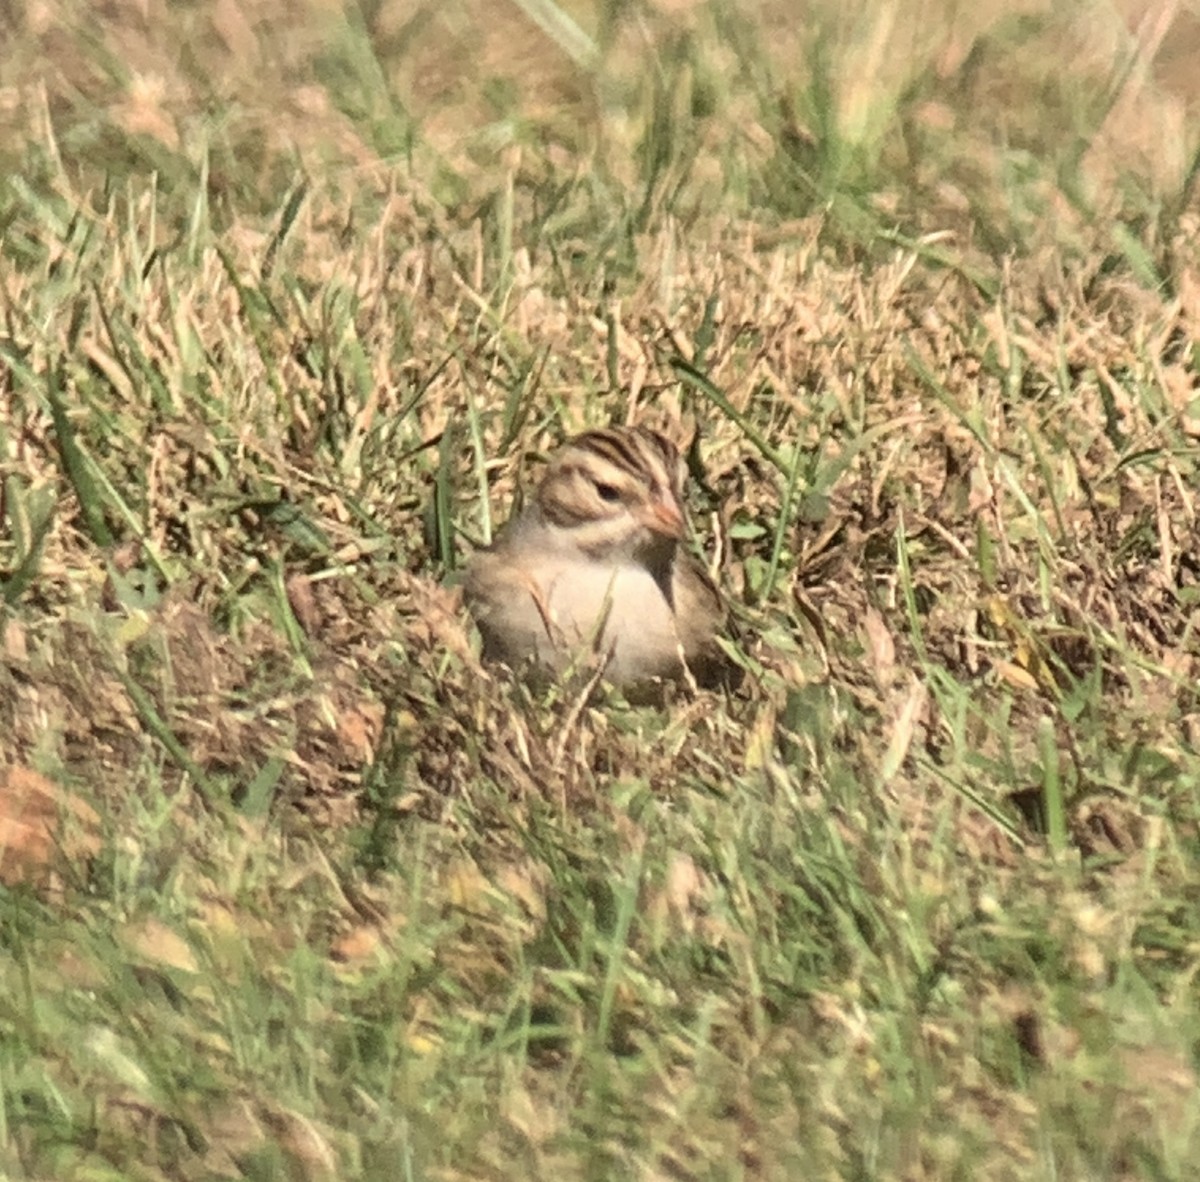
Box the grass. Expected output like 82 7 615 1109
2 0 1200 1178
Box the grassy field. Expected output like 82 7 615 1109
2 1 1200 1178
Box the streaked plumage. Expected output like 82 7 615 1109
464 427 729 688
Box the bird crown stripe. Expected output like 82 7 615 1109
575 429 674 481
578 431 647 474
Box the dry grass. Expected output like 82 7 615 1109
2 2 1200 1180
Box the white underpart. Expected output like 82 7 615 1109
495 554 682 683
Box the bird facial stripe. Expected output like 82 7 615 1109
575 428 678 492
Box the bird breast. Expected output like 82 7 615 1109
485 555 684 684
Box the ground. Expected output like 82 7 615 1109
1 2 1200 1179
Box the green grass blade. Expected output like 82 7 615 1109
45 366 114 548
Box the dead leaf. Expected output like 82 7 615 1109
287 573 322 636
0 765 101 889
329 925 382 965
259 1105 338 1182
3 619 28 663
862 607 896 688
335 698 384 763
994 659 1040 692
880 676 928 784
120 917 199 974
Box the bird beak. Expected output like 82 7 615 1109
641 497 685 539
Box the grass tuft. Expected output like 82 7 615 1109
1 2 1200 1179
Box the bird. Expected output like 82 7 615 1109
463 426 730 689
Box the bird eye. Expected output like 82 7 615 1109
594 481 622 503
